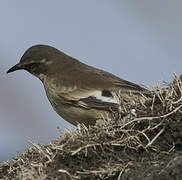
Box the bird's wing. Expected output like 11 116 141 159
56 63 149 110
58 87 119 111
113 79 148 93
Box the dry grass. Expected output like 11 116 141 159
1 75 182 180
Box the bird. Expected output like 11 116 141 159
7 45 149 127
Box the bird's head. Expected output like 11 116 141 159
7 45 61 80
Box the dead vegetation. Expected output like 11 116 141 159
1 75 182 180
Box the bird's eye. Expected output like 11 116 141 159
28 63 37 72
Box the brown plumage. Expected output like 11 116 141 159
7 45 150 126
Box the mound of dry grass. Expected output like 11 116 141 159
1 75 182 180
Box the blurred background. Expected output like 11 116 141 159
1 0 182 162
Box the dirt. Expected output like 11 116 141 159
0 76 182 180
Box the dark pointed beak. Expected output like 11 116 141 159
7 63 24 74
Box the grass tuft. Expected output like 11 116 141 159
1 75 182 180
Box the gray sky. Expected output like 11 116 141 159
1 0 182 162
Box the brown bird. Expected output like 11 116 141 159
7 45 149 126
